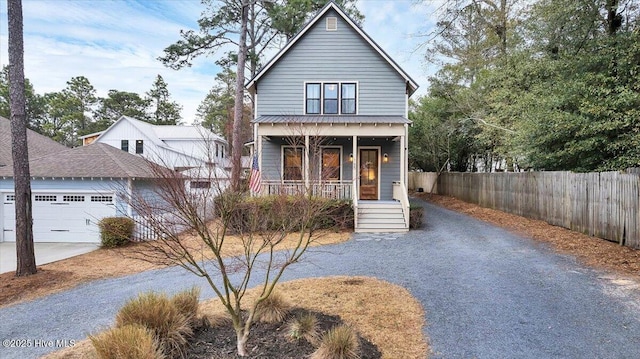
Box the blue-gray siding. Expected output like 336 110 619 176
257 9 406 116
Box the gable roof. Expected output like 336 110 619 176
246 2 418 95
0 143 168 179
97 116 226 145
0 116 69 168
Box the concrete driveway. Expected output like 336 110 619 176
1 199 639 358
0 242 98 274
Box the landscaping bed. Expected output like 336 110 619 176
189 308 381 358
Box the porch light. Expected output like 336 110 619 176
349 153 353 162
383 153 389 163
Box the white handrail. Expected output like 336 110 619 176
392 181 410 228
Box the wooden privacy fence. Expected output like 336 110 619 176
414 171 639 249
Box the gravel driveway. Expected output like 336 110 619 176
1 199 639 358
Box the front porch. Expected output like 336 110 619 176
252 117 411 232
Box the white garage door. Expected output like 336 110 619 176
2 193 116 243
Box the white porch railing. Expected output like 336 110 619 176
392 181 410 228
260 181 353 200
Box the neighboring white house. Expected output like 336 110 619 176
1 116 170 243
81 116 229 171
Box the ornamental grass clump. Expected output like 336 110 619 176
311 325 360 359
115 291 192 359
170 286 201 330
287 312 320 344
254 291 291 323
89 324 164 359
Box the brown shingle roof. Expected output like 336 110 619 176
0 116 68 168
0 143 169 179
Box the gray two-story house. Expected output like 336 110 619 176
247 2 418 232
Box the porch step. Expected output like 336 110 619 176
356 201 408 233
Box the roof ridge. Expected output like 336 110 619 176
97 143 136 178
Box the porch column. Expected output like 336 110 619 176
352 135 357 197
256 127 262 195
401 124 407 188
304 135 310 189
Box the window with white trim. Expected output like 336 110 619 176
63 195 85 202
283 147 304 181
341 83 356 114
321 147 341 181
35 195 57 202
6 194 15 202
305 82 357 115
306 83 321 114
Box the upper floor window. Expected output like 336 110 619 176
306 83 321 114
121 140 129 152
305 82 357 115
341 84 356 114
323 83 338 114
136 140 144 154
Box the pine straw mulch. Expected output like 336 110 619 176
0 228 351 308
415 193 640 278
44 276 427 359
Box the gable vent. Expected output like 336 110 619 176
326 17 337 31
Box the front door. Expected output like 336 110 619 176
359 148 379 200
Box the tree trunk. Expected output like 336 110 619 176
231 0 249 191
8 0 36 276
236 329 248 357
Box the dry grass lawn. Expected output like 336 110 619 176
0 227 351 308
44 276 427 359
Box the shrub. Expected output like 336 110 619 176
254 292 291 323
287 312 320 344
214 194 354 233
98 216 135 248
116 292 192 359
409 203 424 229
170 287 201 330
311 325 360 359
90 324 164 359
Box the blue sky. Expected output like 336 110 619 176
0 0 439 123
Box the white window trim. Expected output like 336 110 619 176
303 81 359 115
319 146 343 182
281 145 305 182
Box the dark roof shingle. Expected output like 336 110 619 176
0 116 68 168
0 143 168 178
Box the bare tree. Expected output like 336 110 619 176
7 0 36 276
122 148 339 356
